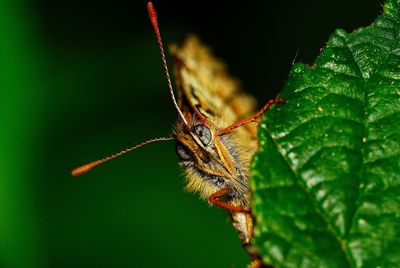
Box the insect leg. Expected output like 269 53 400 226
247 259 274 268
209 187 249 213
216 98 285 136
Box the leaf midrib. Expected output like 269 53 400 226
264 125 354 267
343 35 366 268
345 11 400 266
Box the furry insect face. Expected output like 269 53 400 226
173 119 251 208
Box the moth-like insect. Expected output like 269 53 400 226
72 1 284 261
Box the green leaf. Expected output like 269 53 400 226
251 0 400 267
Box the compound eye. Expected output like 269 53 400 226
194 124 212 146
175 143 192 161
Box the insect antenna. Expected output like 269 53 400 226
71 137 173 176
147 2 189 127
216 98 285 136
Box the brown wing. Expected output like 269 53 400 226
170 35 257 128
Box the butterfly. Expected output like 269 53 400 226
72 0 284 255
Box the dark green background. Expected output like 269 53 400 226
0 0 382 267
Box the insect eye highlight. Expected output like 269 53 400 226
175 143 192 161
194 124 212 146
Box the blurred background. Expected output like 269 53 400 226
0 0 382 267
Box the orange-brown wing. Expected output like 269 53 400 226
170 35 257 128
